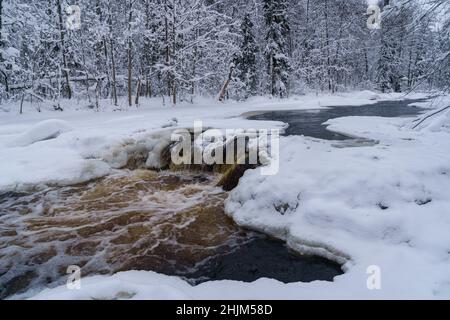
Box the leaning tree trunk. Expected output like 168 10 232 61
218 64 235 102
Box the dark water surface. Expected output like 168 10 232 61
183 237 342 285
248 99 426 139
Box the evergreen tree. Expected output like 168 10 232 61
377 1 413 92
235 13 258 99
263 0 291 98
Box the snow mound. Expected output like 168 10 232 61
162 117 179 128
0 156 111 192
351 90 380 101
28 271 192 300
225 119 450 298
8 119 73 148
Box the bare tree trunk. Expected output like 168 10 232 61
0 0 3 41
218 64 235 102
270 54 275 96
164 0 177 105
172 85 177 105
144 0 152 99
145 75 151 97
103 41 110 97
0 70 8 93
364 49 369 80
191 16 199 104
127 0 133 107
128 44 132 107
96 1 110 98
164 1 171 100
110 38 118 106
20 93 25 114
95 79 101 110
79 32 91 103
172 15 176 105
56 0 72 99
0 0 7 96
324 0 332 92
108 5 118 106
135 77 141 106
407 42 414 89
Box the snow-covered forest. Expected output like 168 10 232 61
0 0 449 107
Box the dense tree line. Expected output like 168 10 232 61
0 0 448 107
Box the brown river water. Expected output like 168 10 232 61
0 169 342 299
0 170 253 297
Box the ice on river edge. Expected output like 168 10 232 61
2 91 450 299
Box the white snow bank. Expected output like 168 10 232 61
0 146 111 191
24 271 340 300
6 119 73 148
29 272 193 300
350 90 380 101
224 103 450 298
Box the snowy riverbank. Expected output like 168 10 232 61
2 91 450 300
0 91 429 191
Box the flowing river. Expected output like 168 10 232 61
0 98 426 298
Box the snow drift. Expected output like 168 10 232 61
7 119 73 148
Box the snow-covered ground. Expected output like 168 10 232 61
2 91 450 300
